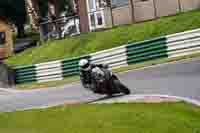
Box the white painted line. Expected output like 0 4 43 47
93 94 200 106
0 88 20 93
1 94 199 113
20 94 200 112
9 100 80 112
17 82 79 93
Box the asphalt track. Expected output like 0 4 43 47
0 58 200 112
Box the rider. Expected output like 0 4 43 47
79 59 108 92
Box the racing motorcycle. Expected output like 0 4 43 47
90 66 130 96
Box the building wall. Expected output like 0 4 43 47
48 0 56 17
133 0 156 22
104 7 113 28
180 0 200 12
0 19 13 59
78 0 200 33
112 5 133 26
78 0 89 32
154 0 180 17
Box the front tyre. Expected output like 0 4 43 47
114 79 130 95
120 84 131 95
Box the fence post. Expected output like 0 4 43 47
110 7 114 27
129 0 135 23
178 0 182 12
152 0 158 18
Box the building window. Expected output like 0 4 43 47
96 12 103 25
97 0 107 8
87 0 108 12
0 32 5 46
88 0 96 12
111 0 129 8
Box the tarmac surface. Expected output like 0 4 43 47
0 58 200 112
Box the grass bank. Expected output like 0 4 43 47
6 10 200 66
0 102 199 133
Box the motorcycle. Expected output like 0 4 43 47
90 66 130 96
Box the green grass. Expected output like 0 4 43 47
0 102 200 133
6 9 200 67
15 52 200 90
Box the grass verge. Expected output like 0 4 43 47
6 9 200 66
0 102 199 133
15 52 200 90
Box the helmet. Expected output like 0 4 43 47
79 59 91 71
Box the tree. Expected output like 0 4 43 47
0 0 27 38
56 0 74 16
38 0 48 17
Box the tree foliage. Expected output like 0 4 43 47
38 0 48 17
56 0 73 16
0 0 27 38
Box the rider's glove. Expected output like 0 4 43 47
84 84 91 89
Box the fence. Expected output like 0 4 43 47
39 16 80 41
110 0 200 27
14 28 200 84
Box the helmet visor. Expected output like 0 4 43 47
81 63 90 71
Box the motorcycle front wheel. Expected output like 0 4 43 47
113 79 130 95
